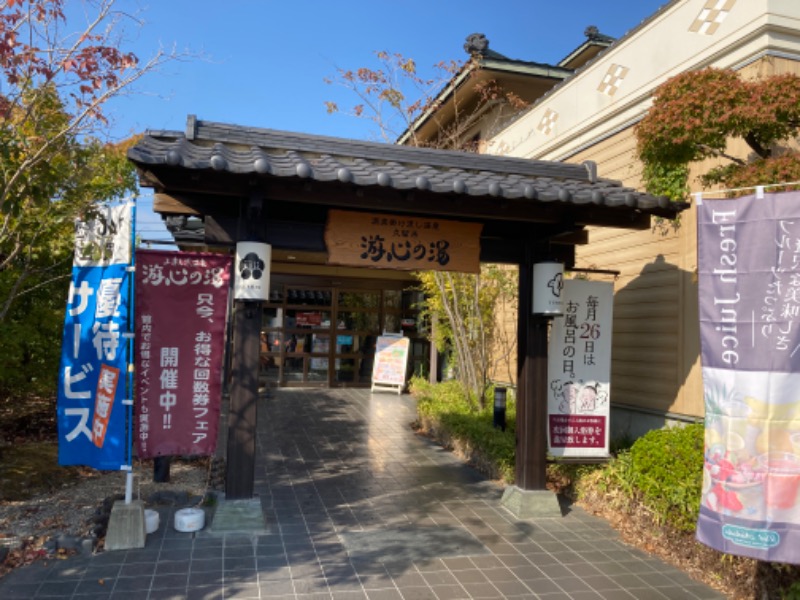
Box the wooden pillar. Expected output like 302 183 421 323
225 193 265 500
516 247 549 490
225 300 261 499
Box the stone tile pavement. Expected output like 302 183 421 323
0 389 728 599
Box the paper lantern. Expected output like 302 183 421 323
532 262 564 316
234 242 271 301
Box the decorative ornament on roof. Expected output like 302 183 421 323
464 33 489 57
584 26 616 44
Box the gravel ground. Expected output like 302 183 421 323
0 458 215 574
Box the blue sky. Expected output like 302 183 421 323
102 0 668 243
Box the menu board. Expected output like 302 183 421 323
371 335 410 394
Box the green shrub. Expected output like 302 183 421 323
411 379 704 534
627 422 705 532
410 377 517 482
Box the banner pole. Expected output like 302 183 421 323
125 199 137 504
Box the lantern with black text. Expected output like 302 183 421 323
234 242 271 301
532 262 564 316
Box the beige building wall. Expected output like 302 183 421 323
563 55 799 421
486 1 800 431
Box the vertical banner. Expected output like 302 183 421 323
697 191 800 565
135 250 232 458
57 204 132 469
547 279 613 458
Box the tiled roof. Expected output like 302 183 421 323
127 116 685 218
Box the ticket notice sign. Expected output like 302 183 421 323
371 335 410 395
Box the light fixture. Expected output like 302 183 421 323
234 242 271 301
532 261 564 316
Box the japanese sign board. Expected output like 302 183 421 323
547 279 613 458
697 191 800 565
135 250 231 458
325 210 482 273
57 204 132 470
371 335 411 394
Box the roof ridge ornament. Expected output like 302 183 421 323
584 26 615 44
464 33 489 57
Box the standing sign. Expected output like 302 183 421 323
547 279 613 458
135 250 231 458
371 335 411 394
325 209 482 273
697 191 800 565
57 204 132 470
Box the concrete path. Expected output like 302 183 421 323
0 388 727 599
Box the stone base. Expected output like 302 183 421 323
500 486 562 519
104 500 146 551
203 496 268 536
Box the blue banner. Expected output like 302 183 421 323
57 204 132 470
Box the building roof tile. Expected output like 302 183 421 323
128 116 685 218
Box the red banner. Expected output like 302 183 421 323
135 250 231 458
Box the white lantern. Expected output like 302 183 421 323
234 242 271 301
532 262 564 316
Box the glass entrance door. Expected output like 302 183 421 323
259 279 427 388
259 286 333 388
282 287 332 387
331 290 382 386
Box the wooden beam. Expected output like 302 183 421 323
153 193 200 215
549 229 589 245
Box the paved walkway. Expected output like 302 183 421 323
0 389 727 599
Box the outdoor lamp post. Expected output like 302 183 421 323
493 387 507 431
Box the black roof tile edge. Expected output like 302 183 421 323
127 117 688 216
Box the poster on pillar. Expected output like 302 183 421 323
134 250 232 459
546 279 613 458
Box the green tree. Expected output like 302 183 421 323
636 68 800 195
0 0 174 394
416 266 517 407
326 52 524 402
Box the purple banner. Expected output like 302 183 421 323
135 250 231 459
697 191 800 564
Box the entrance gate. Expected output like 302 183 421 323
127 116 686 502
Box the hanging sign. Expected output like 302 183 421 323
325 210 482 273
57 204 132 470
135 249 232 458
697 191 800 565
547 279 612 458
234 242 271 301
